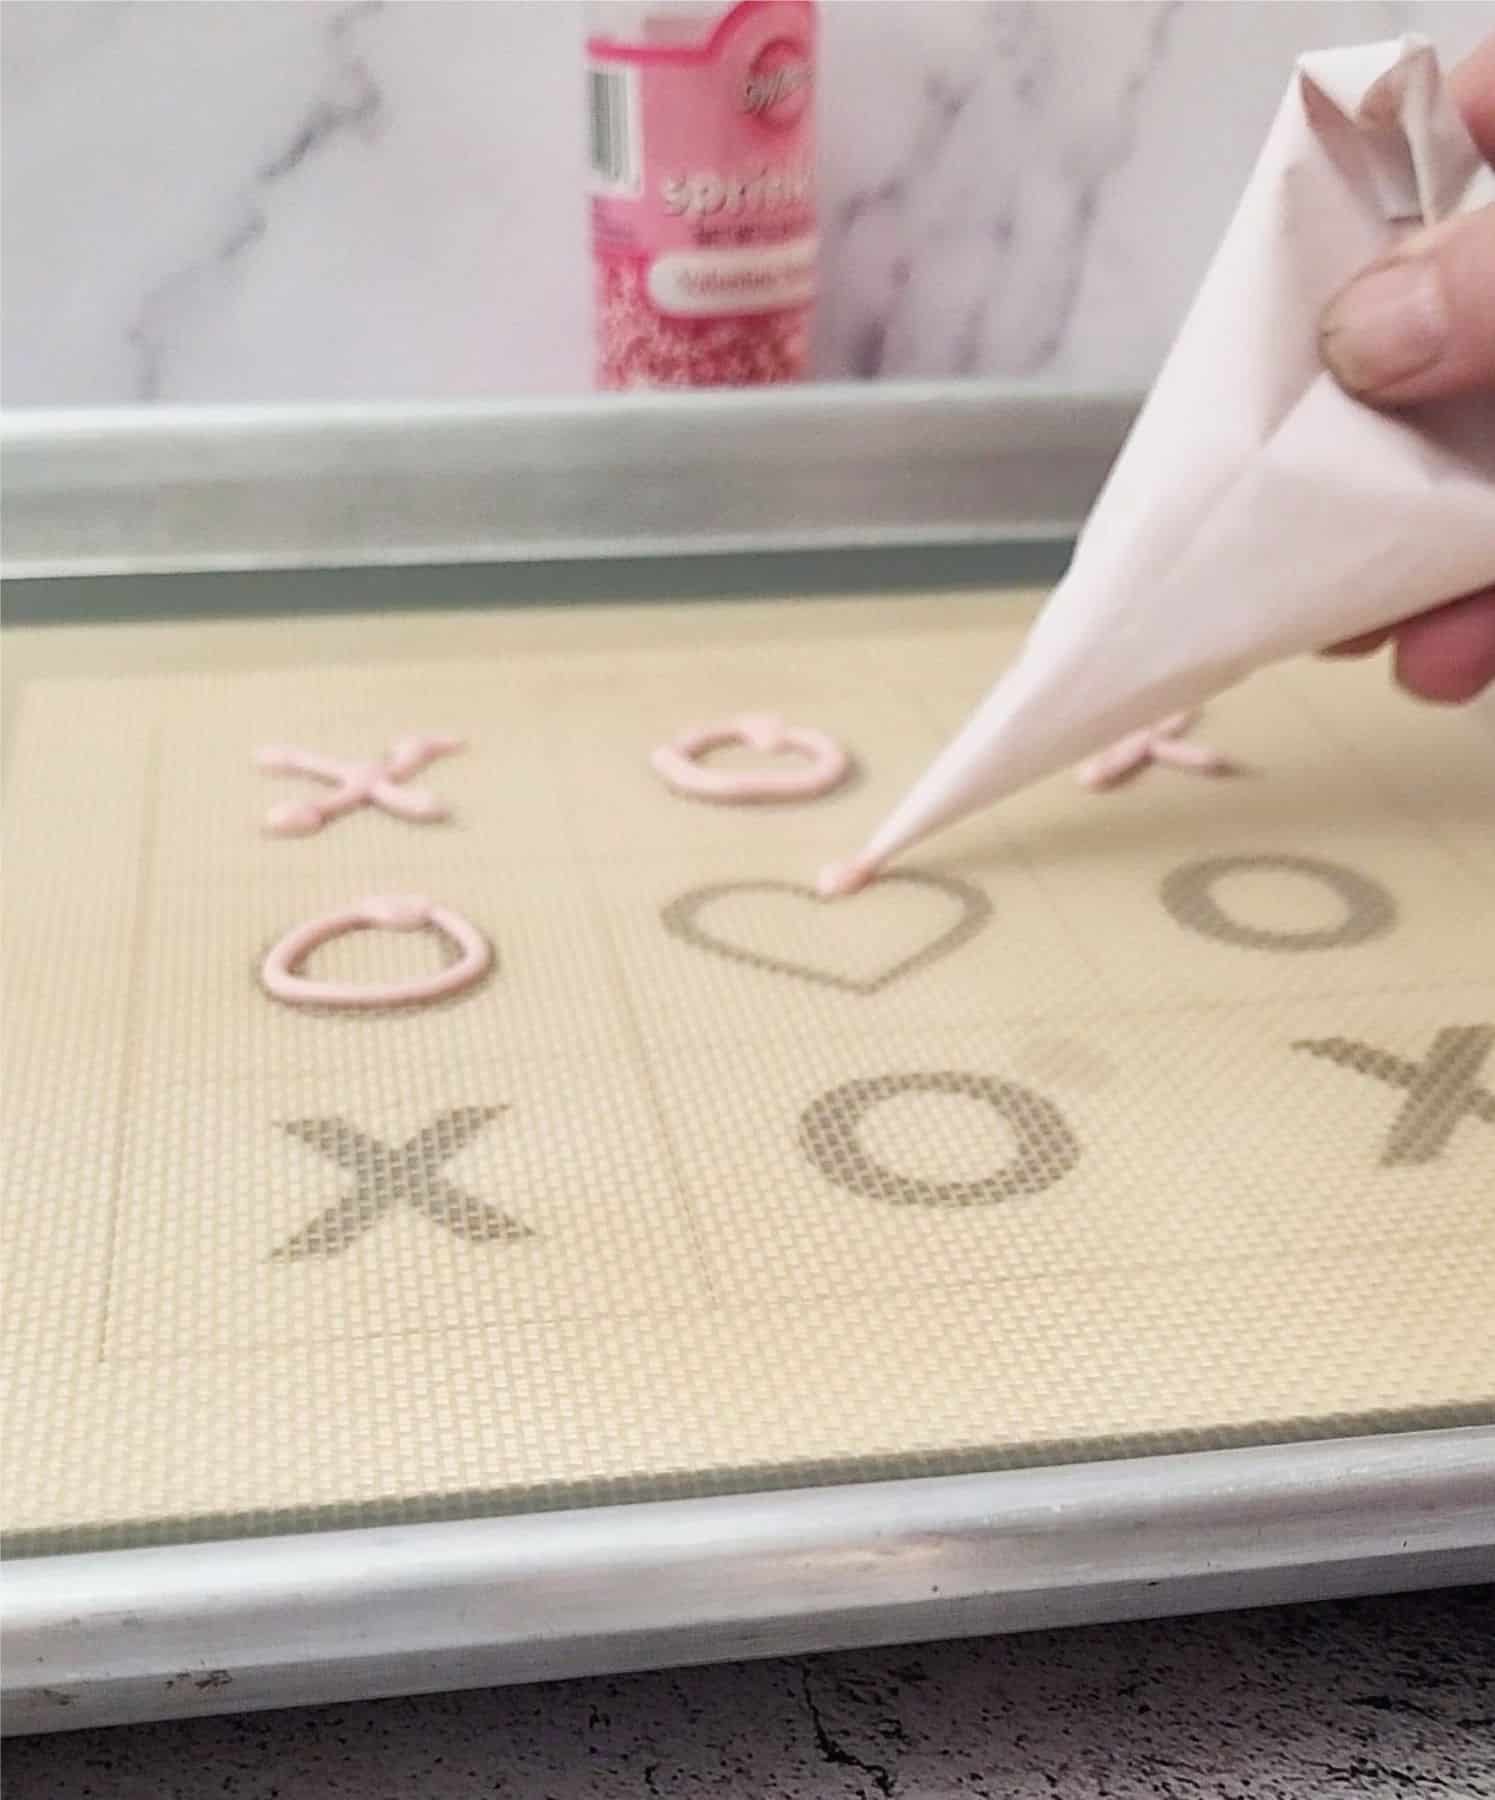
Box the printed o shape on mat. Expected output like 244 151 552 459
1160 853 1395 952
801 1071 1081 1206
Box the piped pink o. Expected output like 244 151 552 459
650 713 851 803
260 895 492 1009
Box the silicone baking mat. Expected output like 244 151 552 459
4 594 1493 1554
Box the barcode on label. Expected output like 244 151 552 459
588 64 641 197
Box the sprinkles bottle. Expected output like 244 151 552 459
587 2 817 389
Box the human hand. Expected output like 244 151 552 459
1318 33 1495 703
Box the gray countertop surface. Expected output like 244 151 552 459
8 1586 1493 1799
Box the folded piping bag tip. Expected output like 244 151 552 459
824 34 1495 887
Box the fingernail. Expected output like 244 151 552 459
1321 257 1449 396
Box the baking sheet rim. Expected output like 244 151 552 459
5 1423 1493 1735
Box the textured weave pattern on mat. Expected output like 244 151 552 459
4 605 1493 1550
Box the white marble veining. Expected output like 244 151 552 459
2 1 1487 407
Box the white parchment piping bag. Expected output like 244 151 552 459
821 37 1495 898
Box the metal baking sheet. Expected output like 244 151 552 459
3 584 1492 1730
0 383 1135 579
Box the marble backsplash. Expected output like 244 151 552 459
2 1 1486 409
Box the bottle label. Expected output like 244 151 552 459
588 0 816 387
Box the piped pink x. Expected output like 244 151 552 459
1077 712 1236 791
256 733 465 835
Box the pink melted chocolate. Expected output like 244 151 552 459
1076 711 1236 790
260 895 492 1010
651 712 851 804
257 733 464 836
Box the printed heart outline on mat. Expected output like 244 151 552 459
660 873 993 995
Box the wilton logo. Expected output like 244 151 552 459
742 39 811 124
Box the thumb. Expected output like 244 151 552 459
1319 202 1495 405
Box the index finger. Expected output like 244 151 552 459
1450 32 1495 164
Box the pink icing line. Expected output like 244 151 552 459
1078 712 1238 791
650 712 851 803
260 895 492 1009
815 855 876 900
256 734 465 836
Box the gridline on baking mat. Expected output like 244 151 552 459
4 596 1493 1553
